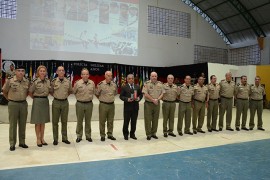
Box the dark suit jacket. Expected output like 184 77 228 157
120 84 143 111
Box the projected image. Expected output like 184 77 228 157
30 0 139 56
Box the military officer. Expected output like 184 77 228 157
162 74 179 137
5 64 15 78
177 75 194 136
95 71 118 141
142 72 164 140
206 75 220 132
249 76 265 131
2 65 29 151
50 66 73 145
219 72 235 131
235 75 250 131
192 76 208 134
73 68 95 143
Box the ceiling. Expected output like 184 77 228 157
186 0 270 44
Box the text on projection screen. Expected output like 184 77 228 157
30 0 139 56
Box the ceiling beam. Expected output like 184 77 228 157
195 0 205 5
216 2 270 24
203 1 228 12
225 21 270 35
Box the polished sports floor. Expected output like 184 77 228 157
0 96 269 179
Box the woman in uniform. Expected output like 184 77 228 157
29 65 50 147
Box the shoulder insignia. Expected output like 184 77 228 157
32 78 38 82
8 76 12 79
51 78 57 82
98 81 103 85
237 83 240 86
251 84 254 86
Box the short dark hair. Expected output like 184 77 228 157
210 75 216 80
241 75 247 79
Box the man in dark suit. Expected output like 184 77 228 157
120 74 143 140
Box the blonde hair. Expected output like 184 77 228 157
36 65 47 78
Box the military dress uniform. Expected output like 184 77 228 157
142 80 164 139
192 84 208 133
219 80 235 130
50 77 73 144
206 83 220 131
235 83 250 130
177 83 194 135
249 84 265 130
73 79 95 141
2 76 29 149
95 80 117 140
29 77 51 124
162 83 179 136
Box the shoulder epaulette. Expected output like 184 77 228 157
145 80 150 84
7 76 12 79
237 83 240 86
32 78 38 82
98 81 103 85
157 81 162 84
251 84 254 86
51 78 57 82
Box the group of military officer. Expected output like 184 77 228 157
2 65 266 151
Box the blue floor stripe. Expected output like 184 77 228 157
1 139 270 180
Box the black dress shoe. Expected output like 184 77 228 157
164 133 168 137
130 136 137 140
208 129 212 132
226 128 234 131
168 133 176 137
62 140 71 144
258 127 265 131
236 127 240 131
219 128 222 131
86 138 93 142
249 128 253 131
241 127 249 131
42 142 48 146
178 132 183 136
124 136 128 140
19 144 29 148
212 129 219 132
37 144 42 147
193 131 197 134
151 135 158 139
76 138 82 143
147 136 151 140
184 132 193 135
101 137 105 141
108 136 116 140
53 140 58 145
198 130 205 133
10 146 15 151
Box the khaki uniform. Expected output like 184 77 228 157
249 84 265 129
192 84 208 131
2 76 29 146
50 77 73 141
142 80 164 137
29 78 51 124
235 83 250 128
219 80 235 129
95 80 117 138
207 83 220 130
6 69 16 78
162 83 179 133
73 79 95 139
177 83 194 134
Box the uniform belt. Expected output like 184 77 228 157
179 100 191 103
145 101 154 104
251 99 263 101
194 99 205 103
34 96 47 98
54 98 67 101
163 100 176 103
100 101 114 104
237 98 248 100
209 99 218 101
77 100 92 103
8 99 26 103
221 96 233 99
